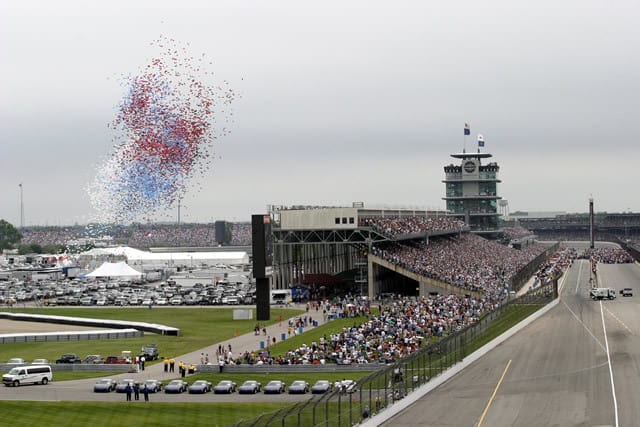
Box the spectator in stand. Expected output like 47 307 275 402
371 234 548 300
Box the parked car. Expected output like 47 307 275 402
142 379 162 393
288 380 309 394
339 379 357 394
31 358 50 365
238 380 262 394
6 358 26 365
311 380 333 394
105 356 129 364
188 380 212 394
94 378 117 392
164 379 188 394
263 380 286 394
115 379 137 393
213 380 237 394
83 355 104 364
55 353 81 364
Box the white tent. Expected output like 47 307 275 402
87 261 142 278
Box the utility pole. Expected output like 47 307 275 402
589 197 594 249
19 183 24 229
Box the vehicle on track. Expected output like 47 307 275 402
590 287 616 300
213 380 237 394
115 379 136 393
142 379 162 393
621 288 633 297
164 379 188 394
311 380 333 394
288 380 309 394
188 380 212 394
93 378 117 393
263 380 286 394
238 380 262 394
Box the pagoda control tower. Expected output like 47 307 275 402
443 150 502 235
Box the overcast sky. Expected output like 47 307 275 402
2 0 639 226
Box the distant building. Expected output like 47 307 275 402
443 151 501 235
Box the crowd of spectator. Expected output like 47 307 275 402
232 294 495 366
359 216 466 239
128 224 218 247
19 227 82 246
500 225 535 241
534 247 577 285
578 247 635 264
19 222 253 249
229 223 251 246
371 234 548 300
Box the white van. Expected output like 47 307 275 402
2 365 52 387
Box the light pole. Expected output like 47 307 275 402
19 183 24 229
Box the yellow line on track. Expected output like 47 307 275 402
477 359 512 427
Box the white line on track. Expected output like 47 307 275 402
575 260 584 294
561 299 606 352
600 300 619 427
603 306 634 335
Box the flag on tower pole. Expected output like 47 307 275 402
478 134 484 147
464 123 470 135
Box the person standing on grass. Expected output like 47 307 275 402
143 384 149 402
134 382 140 401
125 383 132 401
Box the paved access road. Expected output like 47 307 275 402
0 305 331 403
385 244 640 427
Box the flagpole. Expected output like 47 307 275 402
463 123 470 153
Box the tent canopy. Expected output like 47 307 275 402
87 261 142 278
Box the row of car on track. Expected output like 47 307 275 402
94 378 355 395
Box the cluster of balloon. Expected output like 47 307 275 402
88 35 237 223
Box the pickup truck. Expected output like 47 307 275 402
139 344 159 361
55 353 82 364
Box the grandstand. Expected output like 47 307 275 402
18 222 252 250
515 212 640 244
268 205 548 302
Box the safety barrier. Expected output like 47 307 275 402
0 312 180 336
0 328 142 344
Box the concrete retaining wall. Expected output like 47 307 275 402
0 312 180 336
0 328 143 344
